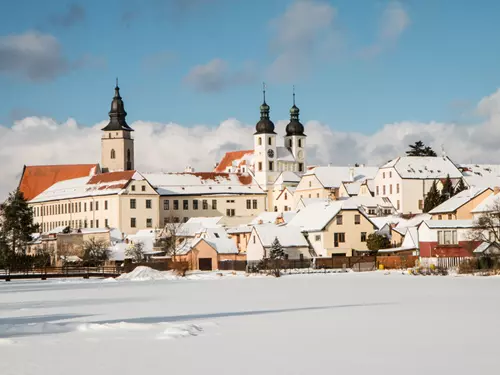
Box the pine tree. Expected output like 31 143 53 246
423 181 441 212
269 237 285 259
406 141 437 157
440 174 455 202
455 178 467 194
0 189 38 255
366 233 391 251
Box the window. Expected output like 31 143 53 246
212 200 217 210
448 214 452 220
111 149 116 159
361 232 367 242
146 218 152 228
336 215 343 225
316 193 320 198
95 201 99 211
252 199 258 209
315 235 321 241
183 217 189 223
84 220 88 228
298 139 302 147
105 200 108 210
354 215 361 225
383 185 386 195
142 186 146 192
105 219 108 227
131 218 136 228
226 199 235 203
268 137 272 146
383 172 385 179
397 200 400 210
173 200 179 210
389 185 393 194
193 200 199 210
127 149 131 162
274 206 278 212
299 163 304 172
202 200 208 210
438 215 442 220
437 230 458 245
253 235 256 244
309 181 312 188
368 209 376 215
418 200 424 210
258 162 263 171
389 172 392 178
183 200 188 210
288 139 292 147
376 186 379 196
397 184 400 194
164 200 169 210
131 185 136 191
96 220 99 228
334 233 345 246
269 161 274 171
258 137 262 146
246 200 251 209
146 199 152 209
226 209 235 217
79 202 82 212
284 193 288 200
130 199 136 209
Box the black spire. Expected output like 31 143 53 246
255 82 276 134
101 79 134 132
286 85 305 136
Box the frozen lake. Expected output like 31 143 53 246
0 271 498 375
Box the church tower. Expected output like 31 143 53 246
254 83 278 190
284 87 306 173
101 80 134 173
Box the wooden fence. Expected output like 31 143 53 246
377 256 419 269
314 256 377 271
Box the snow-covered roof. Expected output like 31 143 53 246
253 224 308 247
471 193 500 213
274 171 301 185
381 156 462 179
191 229 238 254
176 217 223 237
143 172 264 196
422 220 474 229
30 171 143 203
343 181 362 196
126 229 161 253
337 196 395 210
288 200 346 232
250 211 297 225
473 242 500 254
302 166 378 188
395 214 431 230
370 216 404 230
226 225 252 234
429 187 491 214
276 147 296 162
214 150 254 173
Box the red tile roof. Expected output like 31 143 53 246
88 170 136 185
214 150 253 173
19 164 99 201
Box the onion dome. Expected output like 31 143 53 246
255 83 276 134
101 78 134 132
285 88 305 136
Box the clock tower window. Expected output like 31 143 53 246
268 137 272 146
258 137 262 146
269 161 274 171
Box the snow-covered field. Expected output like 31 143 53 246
1 269 499 375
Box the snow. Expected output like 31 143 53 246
250 211 297 225
1 272 500 375
303 166 378 188
471 192 500 213
276 146 296 162
423 219 474 229
253 223 308 247
429 186 490 214
381 156 463 179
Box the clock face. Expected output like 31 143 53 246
267 149 275 158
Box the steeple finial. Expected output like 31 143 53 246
116 77 119 88
262 82 266 104
293 85 295 106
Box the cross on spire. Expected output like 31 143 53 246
262 82 267 104
293 85 296 106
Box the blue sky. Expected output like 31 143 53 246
1 0 500 132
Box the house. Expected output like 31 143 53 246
379 227 418 256
246 224 310 261
418 220 479 257
471 190 500 219
429 187 493 220
473 242 500 256
294 166 378 202
273 186 297 213
374 156 463 214
389 214 431 246
459 164 500 188
339 178 375 198
287 199 378 257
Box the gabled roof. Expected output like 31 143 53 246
380 156 462 179
422 219 474 229
301 166 378 189
429 187 492 214
253 224 308 247
29 170 142 203
276 147 295 162
19 164 99 201
143 172 264 196
214 150 254 173
274 171 301 185
250 211 297 225
471 193 500 213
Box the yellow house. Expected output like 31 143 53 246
429 187 493 220
288 200 378 257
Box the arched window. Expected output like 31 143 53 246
127 149 131 162
298 139 302 147
108 133 111 139
111 149 116 159
268 137 272 146
258 137 262 146
288 139 292 148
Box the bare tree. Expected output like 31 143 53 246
468 199 500 244
126 241 145 262
156 216 189 262
82 237 110 267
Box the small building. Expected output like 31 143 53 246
418 220 479 257
246 224 310 261
429 187 493 220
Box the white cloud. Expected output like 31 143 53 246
267 0 340 82
360 1 410 58
2 88 500 201
184 58 256 92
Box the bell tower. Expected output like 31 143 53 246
254 83 278 190
101 79 135 173
284 86 306 173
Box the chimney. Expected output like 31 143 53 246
185 165 195 173
494 186 500 195
349 167 354 182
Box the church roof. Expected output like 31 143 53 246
101 83 134 132
214 150 254 173
18 164 99 201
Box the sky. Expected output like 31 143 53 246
1 0 500 198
